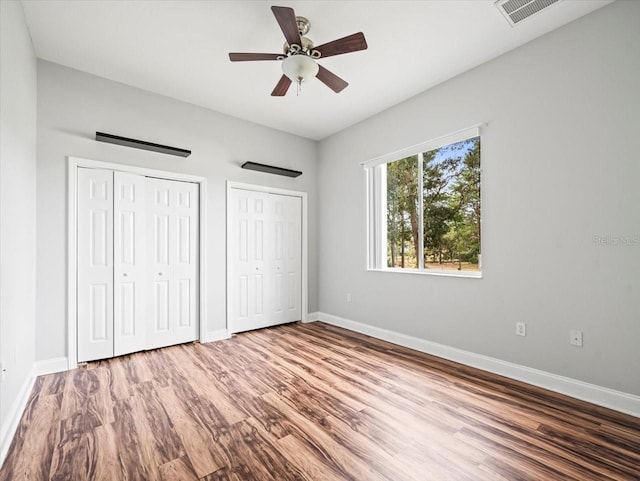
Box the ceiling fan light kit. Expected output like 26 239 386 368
229 5 368 97
282 54 319 91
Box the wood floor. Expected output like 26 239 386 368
1 322 639 481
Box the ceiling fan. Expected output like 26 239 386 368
229 6 368 96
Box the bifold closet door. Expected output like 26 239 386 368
229 189 302 333
78 169 198 362
146 177 199 350
77 168 114 362
229 189 270 333
113 171 147 356
272 194 302 325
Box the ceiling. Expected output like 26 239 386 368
21 0 612 140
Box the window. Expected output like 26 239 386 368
365 126 482 276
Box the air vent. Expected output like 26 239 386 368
495 0 561 26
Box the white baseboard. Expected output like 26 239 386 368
304 312 321 323
203 329 230 343
0 367 37 467
1 357 67 466
34 357 69 376
311 312 640 418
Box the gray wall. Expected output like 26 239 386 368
0 0 37 435
36 61 318 361
317 1 640 396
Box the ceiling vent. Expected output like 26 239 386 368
495 0 561 26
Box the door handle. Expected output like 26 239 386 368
123 273 128 277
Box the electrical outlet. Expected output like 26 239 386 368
570 330 583 347
516 322 526 337
346 293 352 303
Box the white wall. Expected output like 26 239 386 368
36 61 318 362
317 1 640 396
0 0 37 447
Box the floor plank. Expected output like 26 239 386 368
1 321 639 481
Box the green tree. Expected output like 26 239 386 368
386 156 418 267
449 138 481 265
423 137 480 268
423 149 457 265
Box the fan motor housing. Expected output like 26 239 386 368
283 36 315 55
283 16 316 56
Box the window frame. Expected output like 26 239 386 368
363 125 483 278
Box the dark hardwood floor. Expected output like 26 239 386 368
1 321 639 480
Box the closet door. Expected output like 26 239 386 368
146 178 199 349
271 194 302 324
77 168 114 362
113 172 147 356
229 189 302 333
229 189 270 333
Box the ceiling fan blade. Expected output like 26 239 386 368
314 32 368 59
316 65 348 93
271 75 292 96
271 6 301 47
229 53 283 62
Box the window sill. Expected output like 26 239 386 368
368 268 482 279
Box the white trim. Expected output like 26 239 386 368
34 357 69 376
0 368 36 466
226 181 309 332
198 180 208 345
67 156 208 370
365 169 373 268
67 161 78 369
304 312 321 323
367 267 482 279
203 329 230 343
417 152 425 269
301 191 309 323
225 184 232 332
69 157 207 183
311 312 640 418
366 167 386 270
360 123 484 169
227 181 309 198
